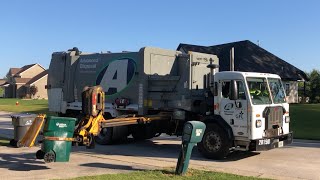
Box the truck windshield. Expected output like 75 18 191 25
247 77 272 105
268 78 286 104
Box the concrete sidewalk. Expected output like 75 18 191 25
0 111 157 179
0 111 14 139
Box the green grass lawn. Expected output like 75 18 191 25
0 98 50 114
290 103 320 140
68 169 268 180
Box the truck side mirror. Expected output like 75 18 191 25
230 80 238 100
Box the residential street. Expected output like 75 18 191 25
0 111 319 180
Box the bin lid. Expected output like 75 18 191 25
11 113 37 118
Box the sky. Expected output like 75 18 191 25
0 0 319 78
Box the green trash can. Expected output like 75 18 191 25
36 116 76 163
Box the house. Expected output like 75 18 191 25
177 40 308 103
24 70 48 99
1 64 48 99
0 79 5 97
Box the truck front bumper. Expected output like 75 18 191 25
249 132 293 151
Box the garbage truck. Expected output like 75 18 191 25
47 46 293 159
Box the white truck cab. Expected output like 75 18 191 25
212 71 292 151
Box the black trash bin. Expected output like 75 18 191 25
10 113 37 147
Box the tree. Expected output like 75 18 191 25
308 69 320 103
0 87 4 97
29 85 38 99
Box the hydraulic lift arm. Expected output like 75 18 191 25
19 86 172 149
73 86 106 148
72 86 172 148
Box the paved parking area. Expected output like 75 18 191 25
0 111 319 180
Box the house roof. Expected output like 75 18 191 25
0 82 10 87
8 68 21 76
178 40 308 81
14 64 37 76
14 77 32 84
0 79 6 86
26 70 48 85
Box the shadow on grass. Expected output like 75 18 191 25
0 152 49 171
80 162 146 171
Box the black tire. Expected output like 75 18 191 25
44 151 55 163
36 150 45 159
131 124 155 141
197 124 231 159
95 113 129 145
10 139 16 147
95 113 116 145
95 127 114 145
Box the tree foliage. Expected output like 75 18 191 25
300 69 320 103
0 87 4 97
30 85 38 97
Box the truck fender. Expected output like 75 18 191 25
202 115 234 142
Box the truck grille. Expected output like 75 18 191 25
263 106 283 129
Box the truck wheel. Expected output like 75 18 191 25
131 125 155 141
197 124 231 159
95 127 113 145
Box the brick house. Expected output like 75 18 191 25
1 64 48 99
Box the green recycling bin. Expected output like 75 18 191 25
36 116 76 163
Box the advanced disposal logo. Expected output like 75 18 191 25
96 58 136 96
25 120 33 126
56 122 67 128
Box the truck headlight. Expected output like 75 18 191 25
256 120 262 128
285 116 290 123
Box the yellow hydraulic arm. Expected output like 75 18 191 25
18 86 172 149
73 86 105 148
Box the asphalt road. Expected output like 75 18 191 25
0 111 319 180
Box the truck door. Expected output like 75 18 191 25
220 80 248 137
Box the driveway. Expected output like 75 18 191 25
0 111 319 180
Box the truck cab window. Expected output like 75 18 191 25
222 81 230 98
237 81 246 100
247 77 271 105
222 81 246 100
